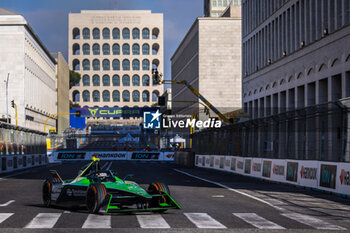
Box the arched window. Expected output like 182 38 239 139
122 75 130 86
83 75 90 86
72 90 80 102
112 91 120 102
122 43 130 55
93 28 100 39
132 59 140 70
72 28 80 39
83 44 90 55
112 75 120 86
142 28 150 39
132 28 140 39
102 28 110 39
112 28 120 39
122 28 130 39
93 59 100 70
132 91 140 102
83 90 90 102
92 75 100 86
142 59 150 70
92 43 100 55
102 43 110 55
93 90 100 102
152 28 159 39
132 44 140 55
152 91 159 102
82 59 90 70
102 59 110 70
72 59 80 70
102 90 110 102
112 59 120 70
132 75 140 86
122 90 130 102
112 43 120 55
142 44 149 55
142 91 150 102
72 43 80 55
142 75 150 86
122 59 130 70
83 28 90 39
102 75 110 86
152 43 159 55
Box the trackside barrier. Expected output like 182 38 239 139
50 151 175 162
0 154 47 175
174 151 195 167
195 155 350 198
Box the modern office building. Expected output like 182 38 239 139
68 10 163 124
0 8 57 132
204 0 241 17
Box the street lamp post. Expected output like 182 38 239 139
4 73 9 124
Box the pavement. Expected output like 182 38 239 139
0 160 349 232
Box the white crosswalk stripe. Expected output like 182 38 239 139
137 214 170 228
82 214 111 228
234 213 285 229
282 213 346 230
25 213 61 228
184 213 226 229
0 213 13 224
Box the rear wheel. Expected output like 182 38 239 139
42 179 52 207
86 183 107 214
148 182 171 213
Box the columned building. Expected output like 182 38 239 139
204 0 242 17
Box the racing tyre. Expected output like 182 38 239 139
148 182 171 213
42 179 52 207
86 183 108 214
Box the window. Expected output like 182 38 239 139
93 44 100 55
132 28 140 39
92 75 100 86
132 91 140 102
93 28 100 39
93 90 100 102
152 91 159 102
132 75 140 86
142 28 150 39
142 91 150 102
83 75 90 86
112 90 120 102
72 90 80 102
102 43 110 55
132 44 140 55
122 43 130 55
73 43 80 55
152 43 159 55
142 59 150 70
93 59 100 70
112 75 120 86
132 59 140 70
82 59 90 70
142 75 150 86
102 59 110 70
83 44 90 55
152 28 159 39
72 59 80 70
122 75 130 86
112 43 120 55
102 90 110 102
83 90 90 102
102 28 110 39
73 28 80 39
83 28 90 39
112 28 120 39
122 90 130 102
122 28 130 39
112 59 120 70
142 44 149 55
102 75 110 86
122 59 130 70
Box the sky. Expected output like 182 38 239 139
1 0 203 86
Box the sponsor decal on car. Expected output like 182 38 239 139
66 188 86 197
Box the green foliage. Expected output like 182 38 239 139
70 100 81 109
69 70 81 89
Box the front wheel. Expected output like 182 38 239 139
42 179 52 207
148 182 171 213
86 183 107 214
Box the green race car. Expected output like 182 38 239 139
42 157 181 213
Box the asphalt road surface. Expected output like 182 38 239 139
0 160 350 233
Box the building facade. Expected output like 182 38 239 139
68 10 163 124
0 8 57 132
204 0 241 17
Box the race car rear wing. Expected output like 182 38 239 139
49 170 64 183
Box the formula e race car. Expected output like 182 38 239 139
42 157 181 213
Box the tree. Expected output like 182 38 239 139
70 100 81 109
69 70 81 89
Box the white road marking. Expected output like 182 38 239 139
63 211 71 214
0 200 15 206
184 213 226 229
106 161 113 170
282 213 346 230
174 169 285 211
137 214 170 228
0 213 13 224
234 213 285 229
212 195 224 198
25 213 61 228
82 214 111 228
